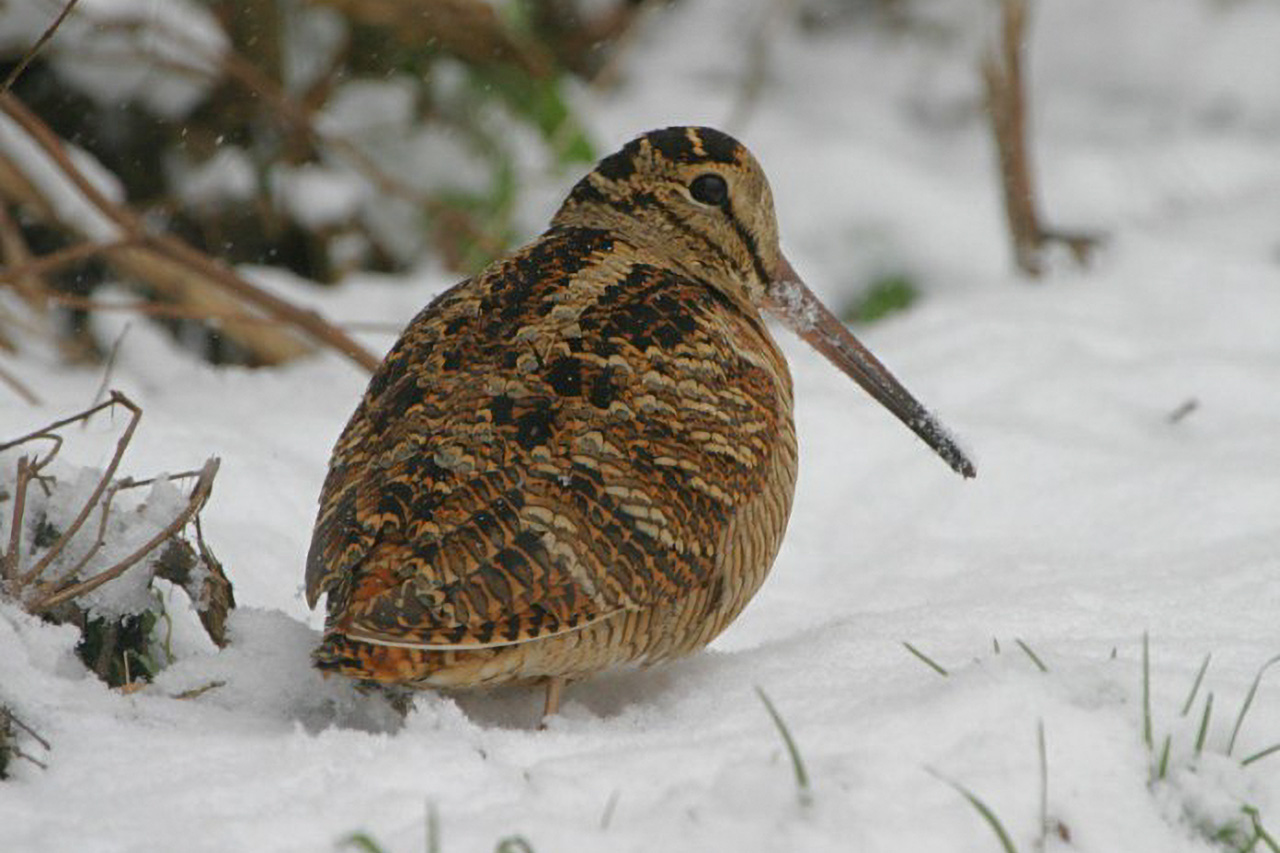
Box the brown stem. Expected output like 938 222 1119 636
2 706 52 751
40 293 403 334
982 0 1101 277
17 391 140 588
29 457 219 613
3 457 33 586
0 395 115 453
0 361 40 405
0 90 380 371
1 0 82 94
0 237 138 286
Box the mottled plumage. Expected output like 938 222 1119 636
305 127 973 715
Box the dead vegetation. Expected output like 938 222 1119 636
982 0 1102 277
1 391 233 695
0 0 652 381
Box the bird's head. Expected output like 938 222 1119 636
555 127 975 479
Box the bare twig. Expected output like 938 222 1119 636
0 360 40 405
0 90 379 371
3 707 51 752
0 203 48 308
981 0 1100 278
90 322 129 408
29 457 219 612
37 293 402 334
16 391 140 589
0 237 138 286
0 393 116 453
0 0 82 94
172 680 225 700
3 457 34 585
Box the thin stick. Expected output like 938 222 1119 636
29 457 219 612
3 457 33 584
91 322 130 408
981 0 1100 277
0 388 123 452
16 392 140 588
0 200 48 308
0 361 41 405
0 238 136 285
1 0 82 94
42 293 403 334
2 707 51 751
50 473 127 590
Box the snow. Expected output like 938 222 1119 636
3 1 1280 851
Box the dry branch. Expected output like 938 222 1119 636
0 0 81 95
982 0 1100 277
2 393 234 654
14 391 139 588
0 361 39 405
29 457 220 613
0 90 379 370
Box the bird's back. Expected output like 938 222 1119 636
305 224 798 686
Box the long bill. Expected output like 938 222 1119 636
765 255 976 479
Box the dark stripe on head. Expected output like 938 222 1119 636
690 127 742 165
565 175 608 206
595 143 639 181
646 128 699 163
645 126 742 166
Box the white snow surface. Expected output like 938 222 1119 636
3 1 1280 851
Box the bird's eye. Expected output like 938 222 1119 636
689 173 728 206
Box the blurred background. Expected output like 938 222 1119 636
2 0 1277 377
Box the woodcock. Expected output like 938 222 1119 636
305 126 976 718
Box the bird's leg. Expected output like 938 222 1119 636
540 675 568 727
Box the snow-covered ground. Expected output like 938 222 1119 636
3 1 1280 851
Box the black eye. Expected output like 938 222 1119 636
689 173 728 207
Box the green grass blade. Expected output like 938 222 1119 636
495 837 535 853
930 770 1020 853
1142 633 1153 751
1228 654 1280 756
1242 743 1280 767
902 641 949 677
1156 734 1172 781
1195 692 1214 756
1180 652 1212 717
1245 806 1280 853
427 801 440 853
1015 639 1048 673
341 833 388 853
1036 720 1047 853
755 686 812 806
599 789 620 830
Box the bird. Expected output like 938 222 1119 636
304 126 975 720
